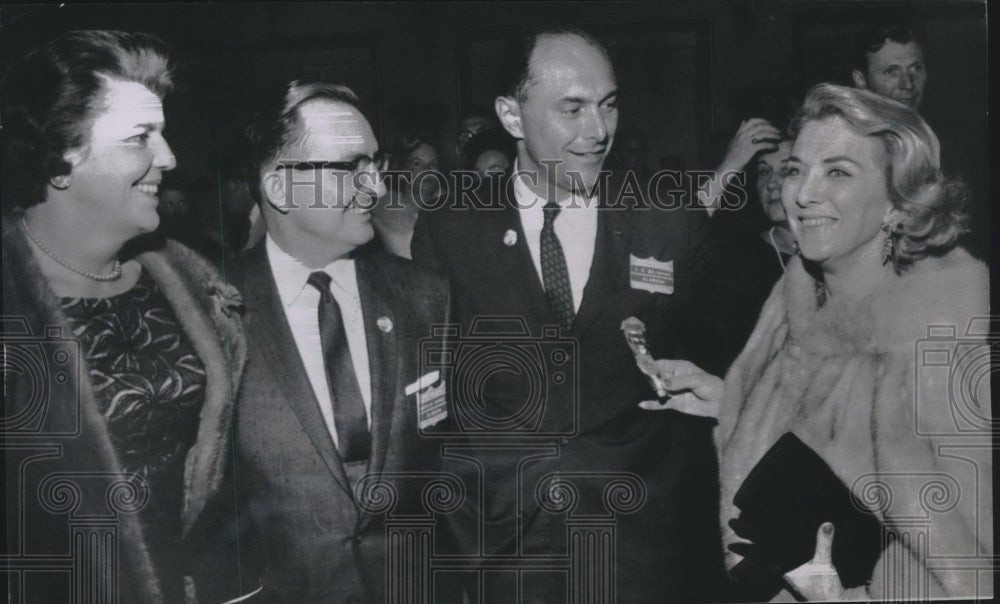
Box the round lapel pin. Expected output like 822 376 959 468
377 316 393 333
503 229 518 246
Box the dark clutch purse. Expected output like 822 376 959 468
728 433 887 598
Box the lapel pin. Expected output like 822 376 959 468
503 229 518 246
377 316 393 333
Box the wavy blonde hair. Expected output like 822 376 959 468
789 83 969 270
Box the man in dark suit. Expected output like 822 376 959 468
223 80 451 603
412 27 725 603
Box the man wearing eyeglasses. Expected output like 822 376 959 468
206 80 452 604
452 106 498 167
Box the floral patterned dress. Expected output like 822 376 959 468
61 270 206 600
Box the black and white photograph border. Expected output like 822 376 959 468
1 2 993 603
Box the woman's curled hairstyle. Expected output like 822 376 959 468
0 30 174 213
788 83 969 269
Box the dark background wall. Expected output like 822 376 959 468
0 1 987 184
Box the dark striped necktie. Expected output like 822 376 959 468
540 201 575 332
307 271 370 463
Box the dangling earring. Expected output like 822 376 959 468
50 174 71 190
880 208 902 266
881 232 895 265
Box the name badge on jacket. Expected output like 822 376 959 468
405 370 448 429
629 255 674 294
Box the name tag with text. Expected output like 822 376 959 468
407 371 448 429
630 255 674 294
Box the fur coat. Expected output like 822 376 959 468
2 222 246 603
717 248 991 601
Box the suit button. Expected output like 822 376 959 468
558 437 569 446
354 535 364 545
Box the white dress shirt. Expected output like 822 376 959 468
513 168 598 312
266 235 372 447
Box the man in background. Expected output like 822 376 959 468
851 22 987 260
851 23 927 110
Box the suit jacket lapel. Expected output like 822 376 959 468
572 198 632 338
355 255 398 488
240 241 354 499
495 182 557 331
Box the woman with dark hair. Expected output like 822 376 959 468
372 134 443 258
2 30 246 603
653 84 989 601
695 134 795 375
462 128 514 178
752 138 796 268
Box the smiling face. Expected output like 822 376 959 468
66 78 175 239
756 140 793 224
276 99 385 260
500 33 618 199
856 41 927 110
782 117 892 273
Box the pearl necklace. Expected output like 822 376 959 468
20 218 122 282
768 226 788 273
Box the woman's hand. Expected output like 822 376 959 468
782 523 869 601
719 118 782 174
698 117 781 215
638 359 724 418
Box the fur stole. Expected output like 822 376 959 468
2 223 246 603
717 248 991 600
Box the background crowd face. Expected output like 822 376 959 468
474 149 511 176
404 142 442 201
504 33 619 200
67 78 176 239
782 116 891 273
755 140 793 225
856 40 927 110
277 99 384 257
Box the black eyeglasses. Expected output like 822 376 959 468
279 151 388 174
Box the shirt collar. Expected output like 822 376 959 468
266 234 356 307
511 159 598 212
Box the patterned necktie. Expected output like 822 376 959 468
541 201 575 332
307 271 370 463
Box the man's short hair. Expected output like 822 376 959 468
462 128 516 171
243 79 367 202
499 25 611 102
853 23 926 73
